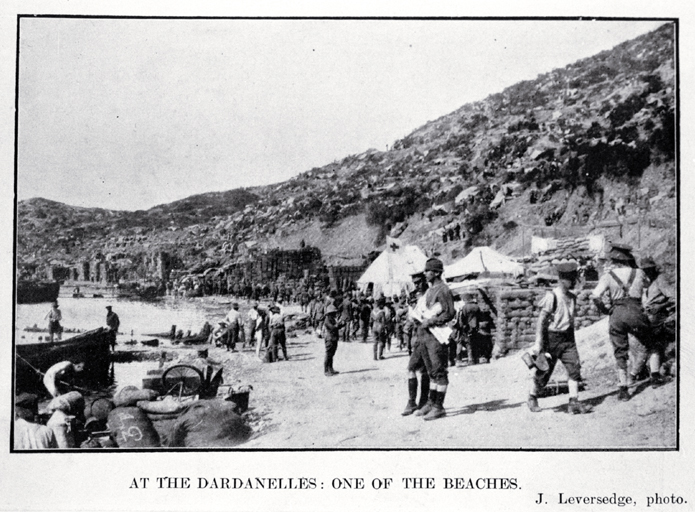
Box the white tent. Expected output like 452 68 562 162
357 239 428 298
444 246 524 280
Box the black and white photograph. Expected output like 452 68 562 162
1 4 690 511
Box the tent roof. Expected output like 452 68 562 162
444 246 524 279
357 243 428 298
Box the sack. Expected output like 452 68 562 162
113 386 159 407
107 407 161 448
166 401 251 448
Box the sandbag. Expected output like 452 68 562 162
113 386 159 407
85 397 115 421
166 401 251 448
107 407 161 448
46 391 85 415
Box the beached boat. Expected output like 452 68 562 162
16 279 60 304
15 328 112 392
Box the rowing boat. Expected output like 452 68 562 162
15 328 112 392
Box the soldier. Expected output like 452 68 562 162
640 257 675 377
371 297 387 360
590 244 655 401
267 305 288 362
360 296 372 343
224 302 241 352
323 304 345 376
401 271 431 416
105 305 120 351
527 262 590 414
413 257 456 421
45 301 63 343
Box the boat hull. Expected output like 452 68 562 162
15 328 112 392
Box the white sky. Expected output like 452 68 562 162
16 18 667 211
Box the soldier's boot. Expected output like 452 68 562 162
650 372 665 388
527 395 542 413
567 397 590 414
402 378 419 416
617 386 630 401
415 389 437 417
378 342 385 360
424 391 446 421
417 374 430 410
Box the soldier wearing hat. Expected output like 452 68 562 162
371 296 388 360
105 305 120 351
412 257 455 421
267 304 288 362
14 393 58 449
224 302 241 352
640 257 675 376
591 244 657 401
528 261 590 414
45 301 63 343
323 304 344 376
401 271 432 416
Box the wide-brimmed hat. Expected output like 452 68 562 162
325 304 338 314
609 243 634 262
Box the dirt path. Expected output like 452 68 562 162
195 308 676 450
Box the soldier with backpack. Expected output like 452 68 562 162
591 244 657 402
527 262 590 414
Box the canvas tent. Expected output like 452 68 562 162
357 239 428 298
443 246 524 280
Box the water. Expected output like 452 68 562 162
15 295 246 390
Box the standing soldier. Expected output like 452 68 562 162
394 298 408 351
590 244 656 401
360 296 372 343
224 302 241 352
45 301 63 343
105 305 120 351
527 262 590 414
413 258 456 421
323 305 345 376
640 257 675 376
401 272 431 416
371 297 387 360
340 294 353 342
267 305 289 362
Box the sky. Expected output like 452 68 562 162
16 18 667 211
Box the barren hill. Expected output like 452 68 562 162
17 23 676 280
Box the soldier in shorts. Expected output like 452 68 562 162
527 262 590 414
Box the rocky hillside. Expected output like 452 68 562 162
16 23 676 279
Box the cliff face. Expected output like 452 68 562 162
17 23 676 280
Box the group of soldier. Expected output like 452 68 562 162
207 242 673 422
399 245 674 421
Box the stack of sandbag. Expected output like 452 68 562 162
495 287 603 352
165 401 252 448
495 289 539 351
574 290 603 329
529 237 594 274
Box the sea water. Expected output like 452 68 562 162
15 295 245 389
